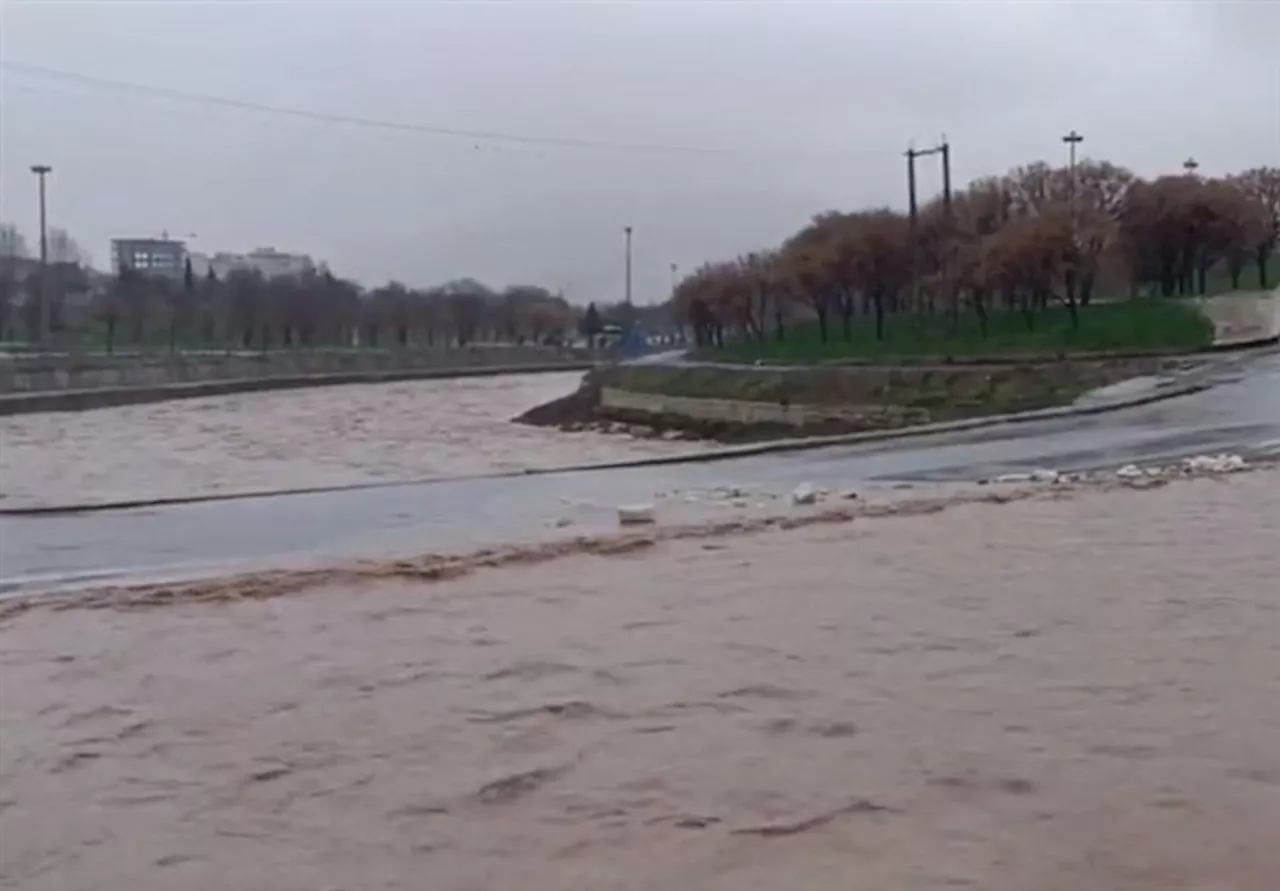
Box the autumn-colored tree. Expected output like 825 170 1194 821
671 155 1266 350
1231 166 1280 288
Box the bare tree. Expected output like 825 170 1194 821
0 223 29 259
47 228 90 266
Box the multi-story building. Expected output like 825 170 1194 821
110 237 188 281
188 247 315 281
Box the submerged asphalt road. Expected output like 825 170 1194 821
2 349 1277 595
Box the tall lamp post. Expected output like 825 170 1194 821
1062 130 1083 214
1062 130 1084 266
30 164 52 346
1062 130 1083 176
623 226 633 306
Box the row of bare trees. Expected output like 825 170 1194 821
0 234 581 352
673 161 1280 345
97 268 580 353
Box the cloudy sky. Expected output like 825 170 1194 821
1 0 1276 300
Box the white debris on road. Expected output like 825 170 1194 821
1183 453 1249 474
791 482 819 505
596 452 1256 535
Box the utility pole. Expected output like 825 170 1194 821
1183 157 1199 175
905 138 950 316
30 164 52 346
624 226 633 306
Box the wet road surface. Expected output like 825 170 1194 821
2 349 1276 594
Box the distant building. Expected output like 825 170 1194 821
110 237 188 281
188 246 316 281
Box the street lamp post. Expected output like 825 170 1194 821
1062 130 1083 176
30 164 52 346
1062 130 1083 224
624 226 633 306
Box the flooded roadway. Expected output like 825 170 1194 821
1 349 1277 593
2 471 1278 890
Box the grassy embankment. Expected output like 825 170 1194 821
592 301 1215 432
701 300 1215 365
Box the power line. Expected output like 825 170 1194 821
1 61 743 158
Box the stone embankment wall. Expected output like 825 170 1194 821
591 355 1183 432
0 347 605 416
599 387 928 431
0 346 599 394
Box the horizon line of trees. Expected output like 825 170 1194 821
672 160 1279 346
0 223 668 353
0 225 593 351
6 158 1277 352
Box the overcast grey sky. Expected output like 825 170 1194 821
1 0 1276 301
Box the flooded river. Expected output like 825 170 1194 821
2 470 1277 890
0 372 712 510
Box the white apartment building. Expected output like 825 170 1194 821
188 246 316 281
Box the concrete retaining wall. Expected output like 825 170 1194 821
0 345 600 394
599 387 925 429
0 361 598 417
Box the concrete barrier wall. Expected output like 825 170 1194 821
599 387 924 429
0 346 602 394
0 361 598 417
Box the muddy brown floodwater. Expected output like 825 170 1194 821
0 372 715 510
2 470 1279 890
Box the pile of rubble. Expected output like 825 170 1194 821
607 453 1251 528
560 420 688 441
981 453 1251 491
1116 452 1250 478
612 481 860 527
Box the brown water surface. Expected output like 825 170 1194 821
0 372 711 509
2 471 1278 889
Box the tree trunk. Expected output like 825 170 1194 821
1080 271 1097 307
973 289 989 339
814 303 829 344
1064 273 1080 331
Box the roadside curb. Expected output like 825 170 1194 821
0 376 1214 518
0 361 597 417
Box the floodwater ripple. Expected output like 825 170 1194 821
0 372 714 510
1 471 1278 890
